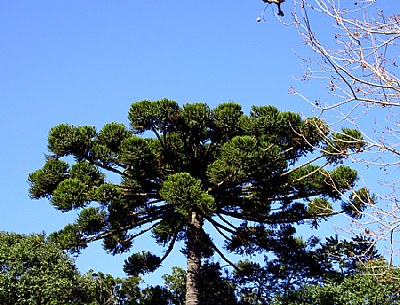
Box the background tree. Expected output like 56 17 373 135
0 232 91 305
83 271 142 305
29 99 367 305
230 234 379 304
162 262 239 305
285 0 400 261
0 231 167 305
152 234 380 305
83 271 171 305
275 259 400 305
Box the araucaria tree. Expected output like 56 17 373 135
29 99 367 305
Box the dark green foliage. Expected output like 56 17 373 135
51 178 90 211
83 271 145 305
29 99 370 303
136 286 175 305
48 224 85 253
230 235 324 304
317 235 380 282
0 232 90 305
277 260 400 305
324 128 365 164
156 235 380 305
48 124 97 159
70 161 104 186
128 99 180 135
94 183 122 205
221 232 380 304
341 187 376 219
211 102 243 141
97 122 131 152
0 233 170 305
161 263 240 305
307 198 332 217
123 251 161 276
28 158 69 199
160 173 216 217
77 207 107 235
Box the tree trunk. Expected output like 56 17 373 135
185 211 202 305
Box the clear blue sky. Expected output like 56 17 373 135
0 0 396 282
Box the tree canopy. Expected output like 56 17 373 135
136 235 381 305
276 259 400 305
28 99 368 305
0 232 90 305
0 231 168 305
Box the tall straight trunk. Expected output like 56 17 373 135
185 211 203 305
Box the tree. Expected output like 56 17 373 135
83 271 161 305
29 99 367 305
151 234 380 305
0 231 159 305
288 0 400 260
229 234 379 304
275 259 400 305
0 232 91 305
82 271 140 305
161 262 239 305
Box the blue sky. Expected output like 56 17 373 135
1 0 396 283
